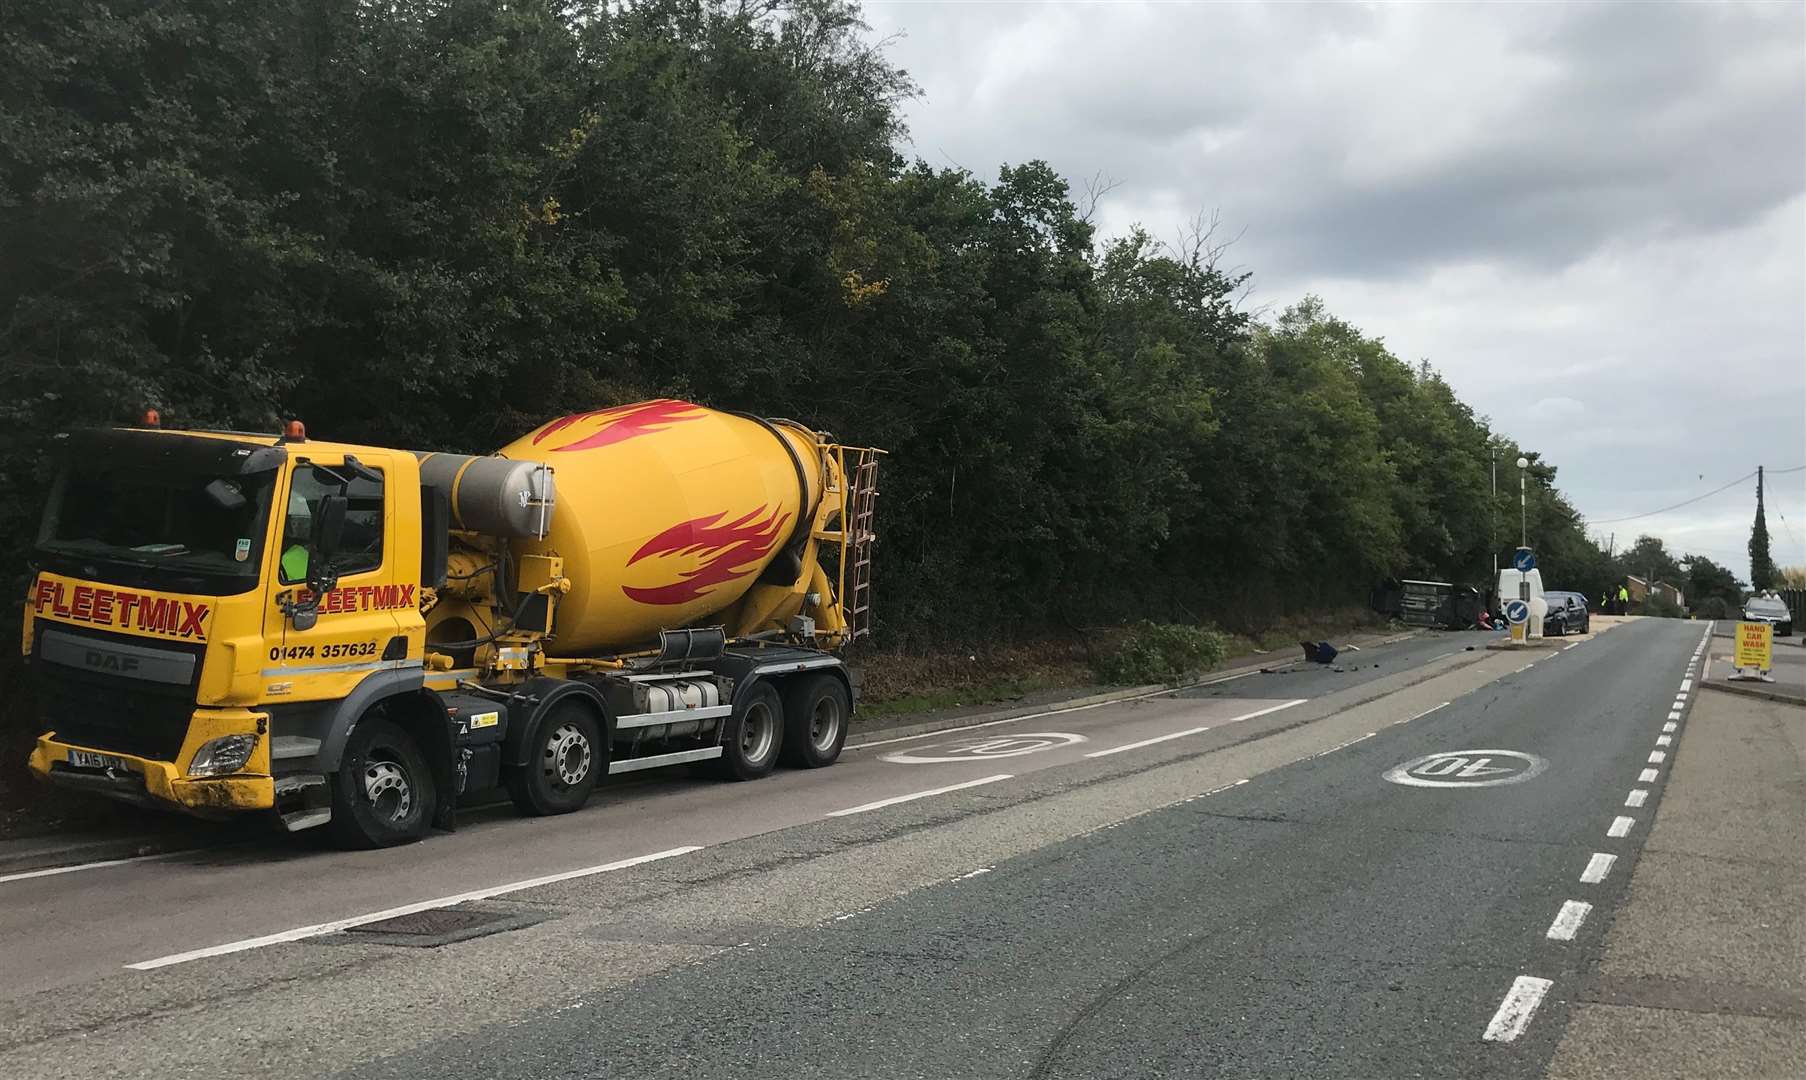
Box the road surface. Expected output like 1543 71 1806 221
0 619 1736 1080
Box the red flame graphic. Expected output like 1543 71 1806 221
622 505 791 606
532 399 706 453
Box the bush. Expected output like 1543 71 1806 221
1644 595 1686 619
1696 596 1729 620
1094 622 1228 685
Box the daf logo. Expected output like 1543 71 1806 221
84 649 141 674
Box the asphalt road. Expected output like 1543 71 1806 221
2 618 1708 1080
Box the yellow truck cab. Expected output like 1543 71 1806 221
25 407 880 849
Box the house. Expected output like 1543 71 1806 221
1626 575 1685 609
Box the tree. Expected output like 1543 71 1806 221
1750 468 1776 590
1682 555 1742 610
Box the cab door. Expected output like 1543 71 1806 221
261 454 409 705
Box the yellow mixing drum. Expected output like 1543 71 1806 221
493 400 828 654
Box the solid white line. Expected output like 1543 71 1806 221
1580 852 1617 884
1608 816 1636 838
825 774 1013 817
1626 789 1648 808
125 846 702 970
1663 722 1676 733
1483 976 1554 1042
1396 701 1450 725
1084 699 1307 758
1546 899 1593 940
1656 735 1672 747
1639 768 1659 783
1309 731 1376 759
849 671 1268 751
1679 678 1693 692
1648 751 1666 764
0 852 174 886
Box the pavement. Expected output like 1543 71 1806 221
1546 685 1806 1079
0 616 1773 1080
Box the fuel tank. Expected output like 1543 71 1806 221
494 400 826 654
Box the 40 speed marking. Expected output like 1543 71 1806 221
1383 749 1548 788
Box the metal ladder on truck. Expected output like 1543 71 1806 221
840 447 883 643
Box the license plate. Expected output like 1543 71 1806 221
68 749 129 772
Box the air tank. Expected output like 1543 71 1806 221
493 399 828 654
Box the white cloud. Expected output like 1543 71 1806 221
864 0 1806 576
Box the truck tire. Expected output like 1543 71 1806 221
505 701 602 816
711 681 783 781
779 674 849 769
329 716 436 849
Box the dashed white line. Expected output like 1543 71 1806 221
1395 701 1451 726
125 845 703 970
1639 768 1659 783
1625 789 1648 808
1663 722 1677 733
0 852 177 886
1546 899 1593 941
1580 852 1617 884
1649 751 1666 764
1483 976 1554 1042
1608 816 1636 838
1308 731 1376 759
953 867 994 881
1656 735 1672 747
1515 663 1535 673
1679 678 1693 692
826 774 1013 817
1084 699 1306 758
1667 711 1682 721
1563 641 1581 651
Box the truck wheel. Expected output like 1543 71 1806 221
329 716 435 849
506 701 602 816
711 681 783 781
779 674 850 769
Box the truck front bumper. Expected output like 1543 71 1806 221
29 736 275 817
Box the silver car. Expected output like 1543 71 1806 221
1742 593 1794 637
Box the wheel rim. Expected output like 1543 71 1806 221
544 723 593 788
740 701 776 764
363 758 413 822
809 694 843 754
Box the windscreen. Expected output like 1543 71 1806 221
37 461 277 594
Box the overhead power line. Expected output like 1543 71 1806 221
1589 470 1757 525
1586 463 1805 527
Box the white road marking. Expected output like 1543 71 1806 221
825 774 1014 817
1580 852 1617 884
1679 678 1693 692
1663 722 1676 733
125 846 703 970
1656 735 1672 747
1667 711 1682 720
1395 701 1450 725
1608 816 1636 838
1084 699 1306 758
1626 789 1648 807
953 867 994 881
0 852 176 886
1639 768 1659 783
1675 692 1688 702
1483 976 1554 1042
1429 651 1457 662
1546 899 1593 940
1515 663 1535 673
1564 641 1581 651
850 671 1277 751
1649 751 1666 764
1308 731 1376 759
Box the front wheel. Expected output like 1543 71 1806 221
710 682 783 781
329 716 435 849
506 701 604 816
780 674 850 769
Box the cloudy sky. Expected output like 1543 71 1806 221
862 0 1806 580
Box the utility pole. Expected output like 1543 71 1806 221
1490 447 1498 582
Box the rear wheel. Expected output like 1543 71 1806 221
329 716 435 849
780 674 850 769
506 701 603 816
710 682 783 781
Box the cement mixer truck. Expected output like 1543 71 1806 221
23 400 882 847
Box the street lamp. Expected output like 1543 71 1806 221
1517 456 1530 549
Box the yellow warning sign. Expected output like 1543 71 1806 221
1735 621 1773 671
